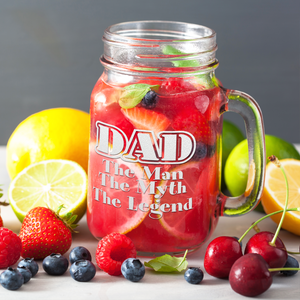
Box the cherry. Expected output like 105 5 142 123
204 236 243 279
229 253 273 297
244 231 288 270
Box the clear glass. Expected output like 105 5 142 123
87 21 265 256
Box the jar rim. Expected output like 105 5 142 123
104 20 216 44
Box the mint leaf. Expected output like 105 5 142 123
144 250 188 272
119 84 159 109
162 45 200 68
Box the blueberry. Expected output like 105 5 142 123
184 267 204 284
18 257 39 277
17 266 32 283
280 255 299 276
69 246 92 264
141 90 158 109
0 267 24 290
121 258 145 282
42 253 69 276
193 142 208 160
70 260 96 282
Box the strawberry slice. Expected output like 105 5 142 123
172 109 216 145
121 106 170 138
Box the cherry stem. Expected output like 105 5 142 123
238 207 300 243
268 156 289 246
269 268 300 272
287 251 300 255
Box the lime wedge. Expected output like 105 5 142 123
8 159 87 223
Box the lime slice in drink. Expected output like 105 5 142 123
8 159 88 223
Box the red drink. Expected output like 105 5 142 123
87 76 226 255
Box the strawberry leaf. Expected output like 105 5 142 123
119 84 159 109
144 250 188 272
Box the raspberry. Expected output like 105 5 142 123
0 216 3 227
159 78 196 95
0 227 22 268
96 233 136 276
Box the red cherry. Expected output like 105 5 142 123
229 253 272 297
244 231 288 270
204 236 243 279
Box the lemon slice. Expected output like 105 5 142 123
261 158 300 236
8 159 88 223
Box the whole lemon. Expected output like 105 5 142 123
7 107 89 179
224 134 300 197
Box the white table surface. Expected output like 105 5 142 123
0 145 299 300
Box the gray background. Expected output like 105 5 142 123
1 0 299 145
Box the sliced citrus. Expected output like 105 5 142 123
261 159 300 236
158 158 219 241
87 153 153 236
8 159 88 223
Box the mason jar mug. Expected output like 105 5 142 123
87 21 265 256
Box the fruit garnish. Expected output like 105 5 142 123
144 250 188 273
8 159 87 223
0 267 24 290
121 106 170 138
141 90 159 109
184 267 204 284
159 78 196 95
42 253 69 276
19 205 77 260
6 107 89 179
96 232 136 276
18 258 39 277
121 258 145 282
281 255 299 276
69 246 92 264
229 253 300 297
0 227 22 269
17 265 32 284
119 83 160 109
261 158 300 236
158 161 215 241
70 260 96 282
229 253 273 297
87 157 153 235
204 236 242 279
172 109 215 145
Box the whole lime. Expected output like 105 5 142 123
221 120 244 189
224 134 300 197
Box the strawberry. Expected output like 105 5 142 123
121 106 171 138
19 205 77 260
172 109 216 145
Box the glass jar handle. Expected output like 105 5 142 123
219 89 266 216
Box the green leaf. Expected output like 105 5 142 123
144 250 188 272
162 45 200 68
119 84 159 109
